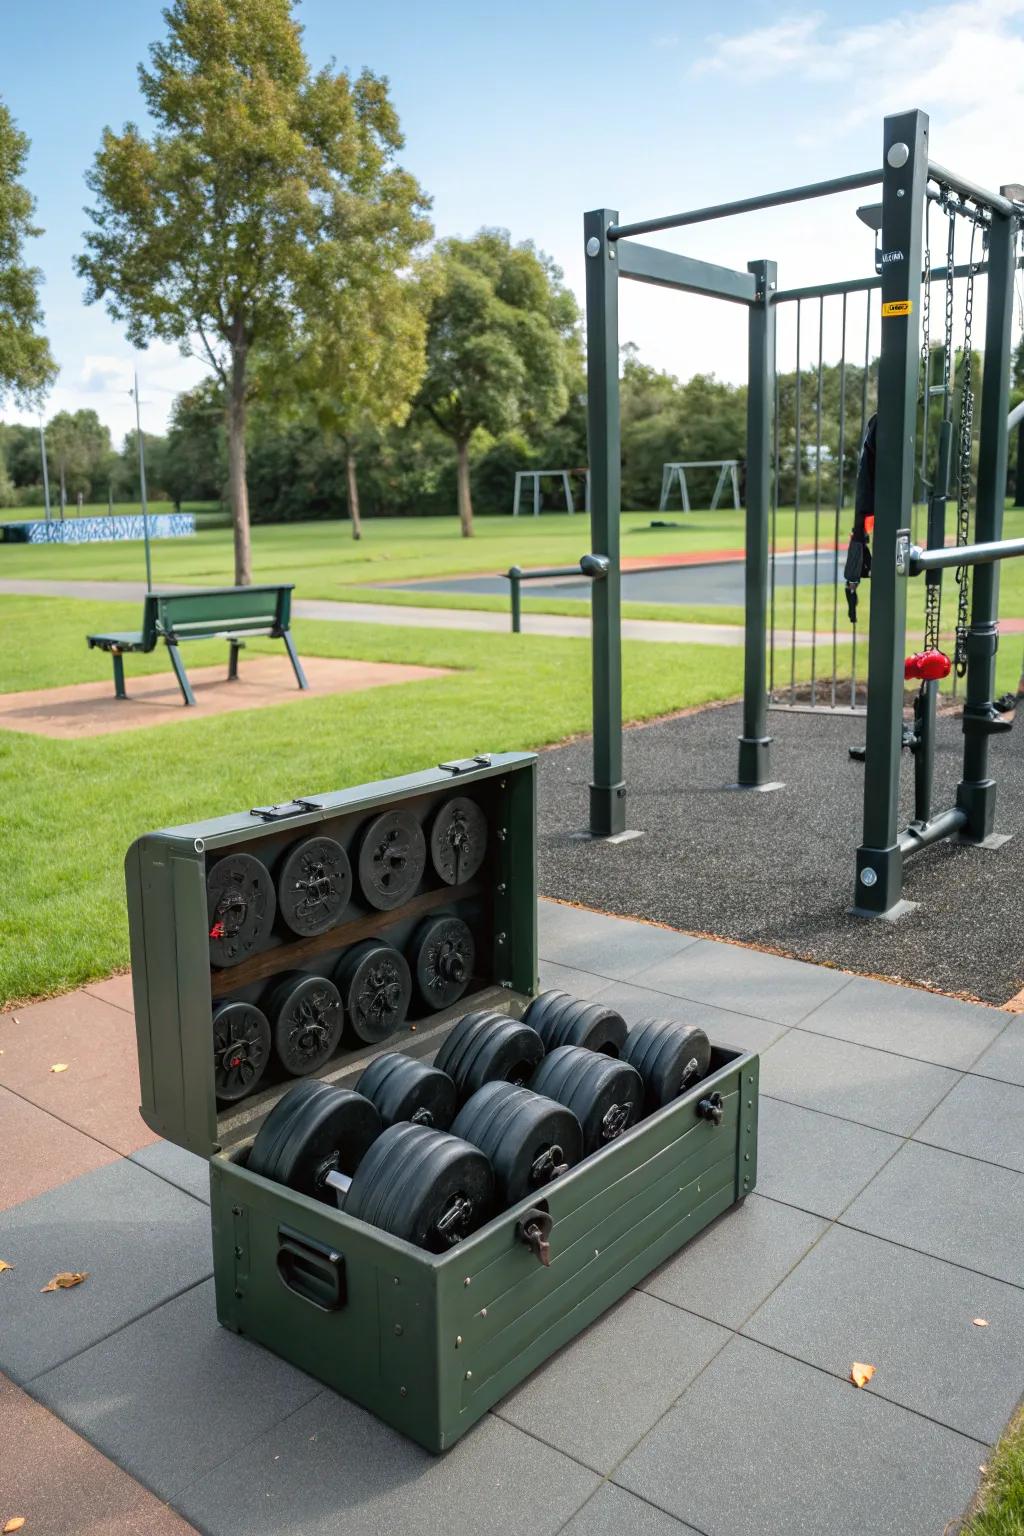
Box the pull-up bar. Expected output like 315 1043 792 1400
605 168 883 241
909 535 1024 574
927 160 1018 218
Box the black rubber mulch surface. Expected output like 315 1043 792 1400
537 701 1024 1005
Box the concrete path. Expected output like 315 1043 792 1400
0 578 832 647
2 901 1021 1534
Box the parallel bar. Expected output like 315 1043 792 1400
927 160 1017 217
909 535 1024 572
606 168 882 241
737 259 777 785
899 806 968 856
773 258 999 306
616 241 757 304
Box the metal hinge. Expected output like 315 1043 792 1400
249 797 329 821
437 754 492 775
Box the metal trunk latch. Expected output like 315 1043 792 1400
697 1091 725 1126
516 1208 553 1266
895 530 911 576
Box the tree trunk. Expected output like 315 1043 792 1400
228 343 252 586
456 437 474 537
345 449 363 540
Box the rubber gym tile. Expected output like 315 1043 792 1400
0 989 156 1154
537 903 697 982
83 971 136 1014
33 1280 321 1502
758 1029 959 1135
640 1193 826 1329
743 1224 1024 1443
842 1140 1024 1287
585 979 788 1057
913 1074 1024 1173
969 1018 1024 1087
0 1158 212 1383
559 1484 701 1536
795 975 1004 1069
175 1391 599 1536
755 1096 902 1219
495 1290 729 1473
636 938 852 1024
0 1084 119 1212
537 958 619 1001
614 1335 984 1536
1 1370 197 1535
129 1140 211 1204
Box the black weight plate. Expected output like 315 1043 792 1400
207 853 276 968
433 1011 545 1102
273 1086 382 1199
335 940 412 1043
451 1080 583 1207
430 796 488 886
530 1045 644 1156
277 836 352 937
265 972 344 1076
346 1122 493 1252
357 1051 457 1131
357 809 426 911
522 991 573 1040
212 1000 271 1103
622 1018 712 1111
551 1000 627 1056
247 1078 335 1180
410 915 475 1013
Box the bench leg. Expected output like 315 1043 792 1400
282 630 309 691
112 652 127 700
228 640 243 681
167 643 197 706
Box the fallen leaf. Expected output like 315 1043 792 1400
0 1261 13 1274
49 1063 68 1074
973 1318 989 1327
850 1362 876 1388
4 1519 27 1533
40 1271 87 1293
979 1465 988 1474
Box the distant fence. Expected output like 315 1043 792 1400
1 512 196 545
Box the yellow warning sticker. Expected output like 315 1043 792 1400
882 299 913 317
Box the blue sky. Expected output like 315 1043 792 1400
3 0 1023 443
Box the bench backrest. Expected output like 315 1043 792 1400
153 585 293 641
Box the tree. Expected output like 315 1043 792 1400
164 380 226 506
77 0 430 583
45 409 113 507
416 230 580 536
0 98 56 408
0 421 43 487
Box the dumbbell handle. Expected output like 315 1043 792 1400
324 1169 353 1198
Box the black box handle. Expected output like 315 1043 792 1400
277 1226 346 1312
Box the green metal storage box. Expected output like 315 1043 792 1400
126 751 759 1452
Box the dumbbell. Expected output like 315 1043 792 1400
275 834 352 938
619 1019 712 1113
207 852 276 968
433 1010 545 1104
263 972 344 1076
408 914 475 1014
357 1051 457 1131
523 991 627 1056
334 939 412 1043
451 1080 583 1208
213 999 271 1103
248 1080 493 1251
530 1045 644 1156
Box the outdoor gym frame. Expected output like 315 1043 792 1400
583 107 1023 915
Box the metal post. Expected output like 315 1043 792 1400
737 258 777 785
855 109 929 914
584 208 626 836
1016 420 1024 507
38 417 51 521
956 193 1016 840
133 370 153 593
508 567 522 633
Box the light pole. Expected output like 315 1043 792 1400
131 370 152 592
38 417 51 521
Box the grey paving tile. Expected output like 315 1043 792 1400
537 902 697 982
33 1279 320 1500
759 1029 960 1135
640 1193 826 1329
560 1484 700 1536
537 959 617 1001
129 1140 210 1204
176 1390 598 1536
797 975 1004 1069
970 1018 1024 1086
496 1290 728 1473
842 1140 1024 1287
614 1335 983 1536
743 1225 1024 1443
914 1074 1024 1173
756 1097 902 1219
0 1159 212 1383
586 979 788 1057
637 938 851 1024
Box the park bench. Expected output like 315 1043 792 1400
86 585 308 707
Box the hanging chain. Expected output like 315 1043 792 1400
920 203 942 653
953 220 977 676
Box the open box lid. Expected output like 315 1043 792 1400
125 752 538 1159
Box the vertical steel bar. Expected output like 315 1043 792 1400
832 292 848 708
852 291 873 707
854 108 929 913
769 318 781 700
810 297 824 705
584 209 626 836
790 300 802 701
955 197 1016 840
738 259 777 785
509 567 522 633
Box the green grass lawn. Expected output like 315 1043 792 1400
0 499 221 524
959 1408 1024 1535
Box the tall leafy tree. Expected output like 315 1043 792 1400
416 230 580 536
0 98 56 408
77 0 430 583
45 409 113 507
